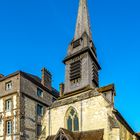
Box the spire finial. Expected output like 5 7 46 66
74 0 92 40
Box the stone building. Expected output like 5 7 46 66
38 0 140 140
0 0 139 140
0 69 59 140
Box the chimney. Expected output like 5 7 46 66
41 68 52 91
0 74 4 79
59 83 64 97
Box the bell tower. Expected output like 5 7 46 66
63 0 101 93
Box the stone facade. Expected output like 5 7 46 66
41 86 139 140
43 90 110 139
0 70 58 140
40 0 139 139
0 0 139 140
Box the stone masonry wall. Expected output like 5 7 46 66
43 93 111 140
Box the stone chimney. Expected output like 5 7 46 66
41 68 52 91
0 74 4 79
59 83 64 97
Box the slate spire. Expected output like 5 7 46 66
74 0 92 40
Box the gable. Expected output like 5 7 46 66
46 128 104 140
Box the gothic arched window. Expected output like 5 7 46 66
65 107 79 131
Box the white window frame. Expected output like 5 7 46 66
5 99 12 112
5 81 12 91
7 120 12 135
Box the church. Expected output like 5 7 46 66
0 0 139 140
38 0 140 140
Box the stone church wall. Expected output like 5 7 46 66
43 93 111 140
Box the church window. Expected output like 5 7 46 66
70 60 81 82
65 107 79 131
67 116 72 131
74 115 79 131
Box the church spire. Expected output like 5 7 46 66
74 0 92 40
63 0 101 94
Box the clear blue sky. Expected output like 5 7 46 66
0 0 140 132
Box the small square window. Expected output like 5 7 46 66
37 88 43 97
5 81 12 91
37 104 43 116
6 120 12 135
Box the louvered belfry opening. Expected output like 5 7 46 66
92 61 99 86
70 60 81 81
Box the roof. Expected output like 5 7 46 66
0 70 59 98
97 84 116 96
74 0 91 40
46 128 104 140
113 109 135 134
136 133 140 139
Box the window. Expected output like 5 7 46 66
37 124 42 136
5 81 12 91
6 121 12 135
37 104 43 116
52 97 56 102
5 99 12 112
37 88 43 97
65 107 79 131
72 39 81 48
0 116 2 124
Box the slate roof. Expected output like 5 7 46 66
113 109 135 134
0 70 59 98
97 84 116 95
46 128 104 140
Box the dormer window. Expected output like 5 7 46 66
37 88 43 97
5 81 12 91
70 60 81 82
73 39 81 48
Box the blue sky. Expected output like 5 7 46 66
0 0 140 132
